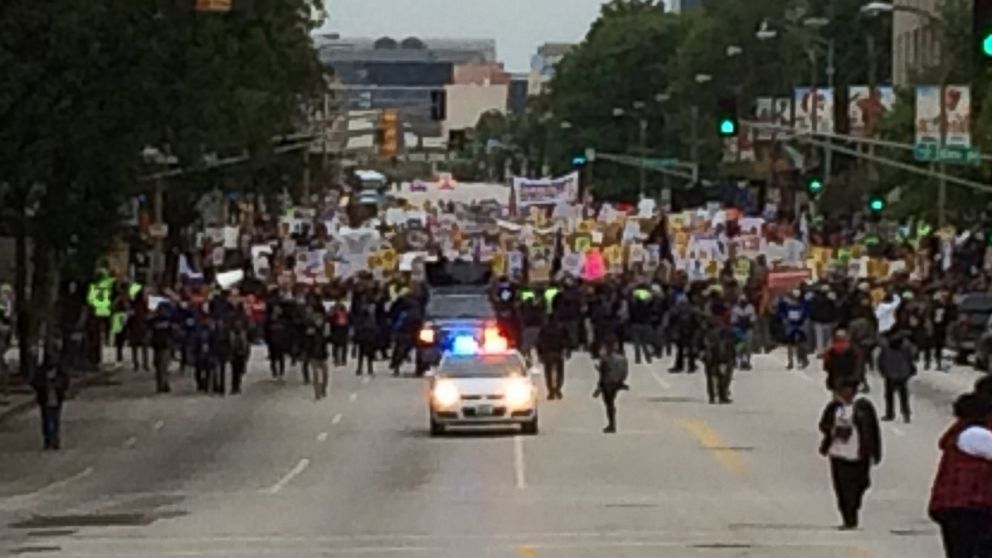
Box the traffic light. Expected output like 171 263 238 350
976 0 992 59
716 96 738 137
571 155 588 168
379 109 398 157
869 195 885 213
805 175 824 195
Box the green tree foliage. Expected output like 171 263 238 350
0 0 327 365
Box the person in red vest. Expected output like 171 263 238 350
928 392 992 558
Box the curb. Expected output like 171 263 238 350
0 366 119 425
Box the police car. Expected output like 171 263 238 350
426 333 539 436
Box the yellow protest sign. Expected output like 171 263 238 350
380 249 397 270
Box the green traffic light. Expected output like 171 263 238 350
869 198 885 212
809 179 823 193
984 33 992 57
719 119 736 136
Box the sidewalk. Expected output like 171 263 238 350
0 348 122 425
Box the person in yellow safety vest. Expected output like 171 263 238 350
87 271 115 350
543 286 560 315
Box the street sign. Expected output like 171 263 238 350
913 143 939 162
913 143 981 165
940 145 981 165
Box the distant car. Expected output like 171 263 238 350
950 293 992 364
427 351 539 436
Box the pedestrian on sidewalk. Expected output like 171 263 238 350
818 377 882 530
594 338 628 434
928 393 992 558
877 330 916 424
32 354 70 450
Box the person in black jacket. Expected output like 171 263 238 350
668 294 701 374
594 338 629 433
32 356 70 450
818 377 882 530
809 285 840 355
628 285 655 365
537 318 567 400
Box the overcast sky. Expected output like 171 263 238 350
320 0 620 72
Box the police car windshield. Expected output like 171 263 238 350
426 294 492 319
440 355 525 378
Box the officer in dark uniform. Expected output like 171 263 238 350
702 316 736 404
594 338 629 433
537 317 567 400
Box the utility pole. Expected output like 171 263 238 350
639 116 647 197
690 105 700 170
152 176 164 285
824 39 835 187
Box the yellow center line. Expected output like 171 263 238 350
518 545 538 558
678 418 748 478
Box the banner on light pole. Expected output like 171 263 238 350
794 87 834 133
848 86 895 138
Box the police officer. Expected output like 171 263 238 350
537 316 567 400
518 288 545 365
149 303 175 393
594 338 629 433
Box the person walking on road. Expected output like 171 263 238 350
702 317 736 404
352 300 378 377
823 330 860 392
594 339 629 433
778 289 810 370
149 304 174 393
32 355 70 450
668 292 701 374
878 330 916 424
928 393 992 558
809 285 839 356
266 305 289 380
628 284 655 365
329 301 350 367
210 317 231 396
229 319 250 395
818 377 882 530
537 317 567 400
928 290 955 372
305 312 330 400
731 295 756 370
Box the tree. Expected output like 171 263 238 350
0 0 327 373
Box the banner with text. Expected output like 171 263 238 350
513 172 579 207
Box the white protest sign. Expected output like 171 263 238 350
216 269 244 289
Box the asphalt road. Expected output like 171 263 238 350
0 345 973 558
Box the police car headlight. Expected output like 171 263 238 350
432 381 460 408
504 378 533 408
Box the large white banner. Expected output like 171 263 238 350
944 85 972 148
848 86 895 137
794 87 834 133
513 172 578 207
915 85 942 146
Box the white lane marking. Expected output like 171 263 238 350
650 371 671 390
123 436 138 449
317 432 329 442
153 420 165 431
362 376 371 384
349 392 358 402
262 458 310 495
331 413 343 425
513 436 526 489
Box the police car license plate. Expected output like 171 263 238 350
476 405 494 416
